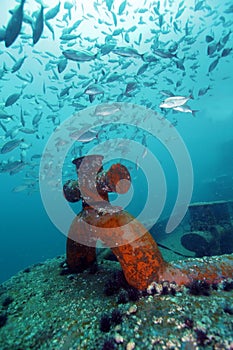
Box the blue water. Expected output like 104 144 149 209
0 0 233 283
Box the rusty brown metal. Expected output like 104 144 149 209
64 156 233 290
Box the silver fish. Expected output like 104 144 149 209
111 11 117 26
175 6 185 19
137 63 149 76
63 19 82 35
0 138 23 154
64 72 76 80
60 85 73 97
152 49 177 59
173 105 198 116
23 13 34 25
74 129 98 143
124 32 130 43
33 5 44 45
84 84 104 96
45 21 55 40
118 0 127 15
20 128 37 134
0 160 24 174
62 49 98 62
5 0 26 47
106 72 122 83
221 30 231 45
194 0 205 11
32 112 43 127
112 46 142 58
106 0 114 11
198 86 211 96
9 161 26 175
100 43 116 56
12 56 27 73
112 28 124 36
45 2 61 21
31 154 42 160
221 48 232 57
5 92 21 107
160 95 193 108
208 57 220 73
12 185 28 193
160 90 174 97
60 34 80 41
206 35 214 43
207 42 217 56
125 81 137 95
94 103 121 116
175 59 185 71
142 53 158 62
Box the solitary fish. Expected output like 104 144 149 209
207 42 217 56
5 92 21 107
62 49 99 62
106 0 114 11
198 86 211 96
106 72 122 83
221 30 231 45
9 161 26 175
206 35 214 43
60 34 80 41
45 20 55 40
20 128 36 134
137 63 149 76
94 103 121 116
84 84 104 96
5 0 26 48
45 2 60 21
221 48 232 57
125 81 137 96
12 185 28 193
208 57 220 73
100 42 116 56
0 139 23 154
173 105 198 116
0 160 25 173
70 129 98 143
12 56 27 73
118 0 127 15
33 5 44 45
32 112 43 127
160 95 193 109
60 85 72 97
152 49 177 59
57 58 68 73
64 72 76 80
112 46 142 58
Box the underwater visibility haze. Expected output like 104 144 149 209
0 0 233 348
0 0 233 281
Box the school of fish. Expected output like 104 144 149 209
0 0 232 193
